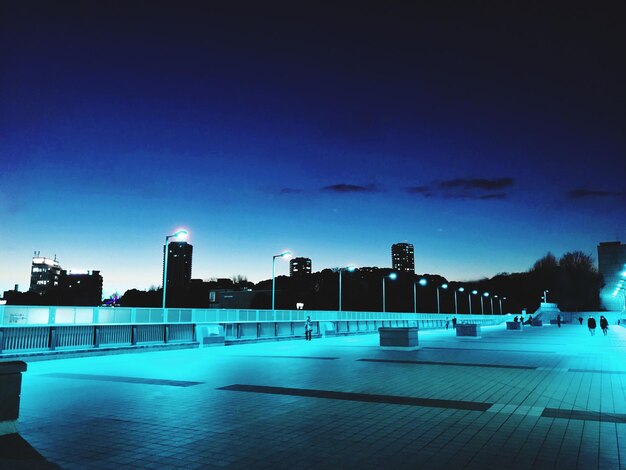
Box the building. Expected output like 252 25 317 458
29 254 62 295
598 241 626 311
58 270 103 306
163 241 193 306
391 242 415 273
289 257 312 278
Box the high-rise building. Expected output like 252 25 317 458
290 257 312 278
392 243 415 273
29 254 62 294
598 241 626 311
58 270 103 306
163 241 193 306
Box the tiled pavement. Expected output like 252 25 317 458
3 322 626 469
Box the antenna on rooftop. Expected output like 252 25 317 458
34 250 40 257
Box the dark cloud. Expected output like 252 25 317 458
279 187 302 194
438 178 514 191
567 188 625 199
442 192 508 200
322 184 379 193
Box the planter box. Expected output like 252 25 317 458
456 324 481 338
378 327 419 351
0 361 27 436
506 322 521 331
531 320 543 327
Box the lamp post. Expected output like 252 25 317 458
543 290 549 303
437 283 448 314
500 296 506 314
413 278 428 313
490 295 495 315
334 265 356 312
162 229 188 309
272 251 292 312
382 273 397 312
481 292 489 315
470 290 478 315
454 287 465 314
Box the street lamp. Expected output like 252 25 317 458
437 283 448 314
543 290 549 303
162 228 188 309
470 290 478 315
413 278 428 313
454 287 465 314
272 251 292 312
382 273 397 312
334 265 356 312
500 296 506 314
481 292 489 315
490 295 495 315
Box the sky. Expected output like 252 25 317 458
1 1 625 298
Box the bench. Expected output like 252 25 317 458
378 327 419 351
456 323 481 338
506 321 521 330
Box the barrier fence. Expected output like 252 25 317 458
0 305 505 355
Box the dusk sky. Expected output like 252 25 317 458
1 2 625 298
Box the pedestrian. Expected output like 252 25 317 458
304 316 313 341
514 316 519 323
587 316 596 336
446 318 449 330
557 315 561 328
452 317 457 328
578 316 583 325
600 316 609 336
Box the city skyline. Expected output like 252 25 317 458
1 2 624 298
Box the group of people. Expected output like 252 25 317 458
513 315 533 325
583 315 609 336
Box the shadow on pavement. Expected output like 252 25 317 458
0 433 60 469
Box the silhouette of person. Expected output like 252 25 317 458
514 316 519 323
304 316 313 341
446 318 449 330
578 316 583 325
452 317 457 328
557 315 561 328
600 316 608 336
587 316 596 336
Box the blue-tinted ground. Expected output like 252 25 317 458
6 323 626 469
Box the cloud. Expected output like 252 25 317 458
322 183 379 193
567 188 625 200
406 177 513 200
437 178 514 191
279 187 302 194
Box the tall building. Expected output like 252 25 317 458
598 241 626 311
29 254 62 294
163 241 193 306
290 257 312 278
391 242 415 273
58 270 103 306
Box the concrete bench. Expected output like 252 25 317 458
456 324 481 338
378 327 419 351
196 324 225 347
531 320 543 327
0 361 27 436
506 322 521 330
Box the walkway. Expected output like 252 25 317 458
2 322 626 469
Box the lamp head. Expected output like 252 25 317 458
172 229 188 241
347 265 356 272
472 290 478 295
441 283 448 289
276 250 292 259
483 292 489 297
418 278 428 286
458 287 465 292
389 273 397 280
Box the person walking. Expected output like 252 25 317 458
587 316 596 336
557 315 561 328
304 316 313 341
445 318 449 330
600 316 609 336
578 316 583 325
452 317 457 328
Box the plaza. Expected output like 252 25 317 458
2 322 626 469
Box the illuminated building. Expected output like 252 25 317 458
29 254 62 295
163 241 193 306
598 241 626 311
392 243 415 273
59 270 103 306
289 257 312 278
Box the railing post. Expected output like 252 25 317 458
0 328 4 354
164 324 169 344
131 325 138 345
49 327 57 351
94 326 100 348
